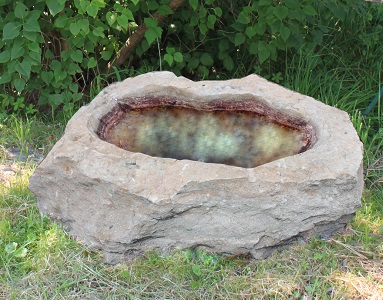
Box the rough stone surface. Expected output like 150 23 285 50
29 72 363 263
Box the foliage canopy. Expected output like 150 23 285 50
0 0 372 115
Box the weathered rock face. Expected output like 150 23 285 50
29 72 363 263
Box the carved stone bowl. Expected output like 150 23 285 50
29 72 363 263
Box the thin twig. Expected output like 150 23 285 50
330 239 369 260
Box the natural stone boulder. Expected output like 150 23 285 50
29 71 363 263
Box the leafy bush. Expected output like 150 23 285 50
0 0 374 116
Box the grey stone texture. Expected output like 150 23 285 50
29 72 363 263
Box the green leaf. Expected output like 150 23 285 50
80 0 90 13
285 0 299 10
0 50 10 63
259 0 272 5
41 71 54 84
249 41 257 54
147 0 158 10
67 62 82 74
131 0 139 5
164 53 173 66
54 69 67 82
92 0 105 8
199 23 207 35
54 15 68 28
48 93 65 107
158 5 174 16
87 57 97 68
302 5 317 16
15 60 31 79
23 31 38 41
84 40 97 53
258 41 270 64
245 26 257 38
24 18 40 32
189 0 198 11
3 23 21 40
50 60 62 72
46 0 65 16
78 19 90 34
199 5 207 18
200 53 213 67
166 47 175 54
7 61 17 73
238 12 250 24
189 15 198 26
0 73 12 84
280 26 291 41
28 42 40 53
69 83 78 93
197 65 209 78
73 92 83 102
207 15 216 29
70 50 83 62
106 12 117 26
223 56 234 71
93 26 104 37
144 28 157 45
60 50 70 61
254 22 266 35
69 23 81 35
86 4 99 17
311 29 323 45
44 50 53 60
11 43 25 60
122 8 134 21
0 96 10 108
219 38 229 52
144 27 161 45
270 20 282 34
101 50 113 60
192 265 201 276
117 14 129 29
15 2 28 19
188 56 199 70
173 52 183 63
274 6 289 21
28 51 41 65
144 18 158 28
214 7 222 17
14 78 26 92
234 32 246 46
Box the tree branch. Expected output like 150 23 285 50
106 0 186 74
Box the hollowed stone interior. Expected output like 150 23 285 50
97 97 316 168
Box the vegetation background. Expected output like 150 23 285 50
0 0 382 298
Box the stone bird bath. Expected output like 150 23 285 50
29 72 363 263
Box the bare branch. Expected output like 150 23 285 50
106 0 186 74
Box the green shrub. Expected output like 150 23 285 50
0 0 373 116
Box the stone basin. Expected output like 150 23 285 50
97 97 316 168
29 71 363 263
